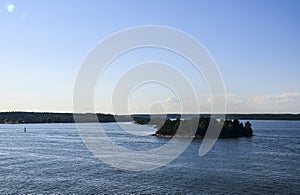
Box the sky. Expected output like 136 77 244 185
0 0 299 114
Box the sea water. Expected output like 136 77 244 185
0 120 299 193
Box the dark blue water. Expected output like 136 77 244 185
0 121 299 194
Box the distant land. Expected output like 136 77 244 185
0 112 129 124
0 112 299 124
132 113 300 121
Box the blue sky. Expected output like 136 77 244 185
0 0 299 113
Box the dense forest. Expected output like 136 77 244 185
0 112 299 124
222 114 300 120
135 117 253 138
0 112 120 124
133 113 300 120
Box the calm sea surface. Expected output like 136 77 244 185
0 120 299 194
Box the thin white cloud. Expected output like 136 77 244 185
222 92 300 113
200 92 300 113
163 96 180 104
252 93 300 104
206 93 242 105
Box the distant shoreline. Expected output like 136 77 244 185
0 112 299 124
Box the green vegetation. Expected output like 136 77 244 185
134 113 300 120
223 114 300 120
0 112 118 124
132 116 151 125
0 112 299 125
137 117 253 138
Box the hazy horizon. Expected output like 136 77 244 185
0 110 299 115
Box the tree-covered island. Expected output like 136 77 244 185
135 117 253 138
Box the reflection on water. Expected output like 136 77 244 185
0 121 299 193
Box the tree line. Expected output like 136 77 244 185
0 112 119 124
135 117 253 138
1 111 299 125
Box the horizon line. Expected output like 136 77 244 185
1 111 299 115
